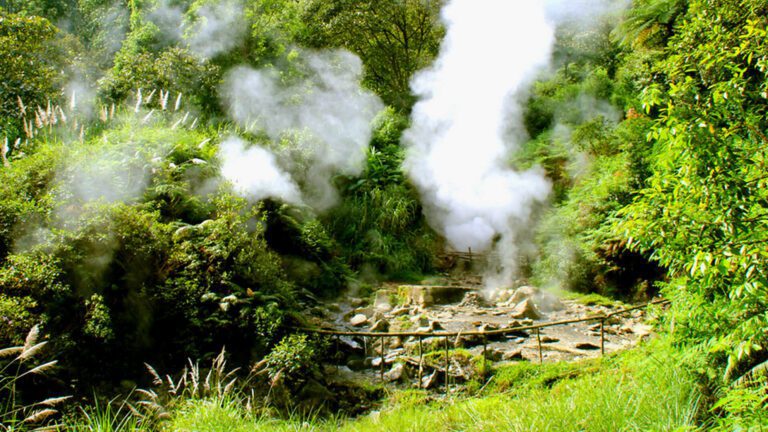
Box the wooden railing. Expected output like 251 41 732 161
296 298 670 393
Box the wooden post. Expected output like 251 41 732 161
335 335 340 372
600 318 605 356
444 336 450 393
482 335 488 380
380 336 385 382
418 336 424 386
536 328 543 364
468 247 473 265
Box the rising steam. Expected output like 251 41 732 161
219 137 302 204
403 0 555 289
403 0 626 289
222 50 383 209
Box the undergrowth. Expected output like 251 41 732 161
151 337 700 431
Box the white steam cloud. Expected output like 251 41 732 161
222 50 383 209
404 0 625 289
403 0 556 289
219 137 302 204
148 0 247 59
186 0 248 59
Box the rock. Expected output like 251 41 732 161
350 297 365 307
459 292 485 307
421 370 439 389
374 291 393 312
509 286 540 305
588 323 602 331
400 285 473 307
620 325 634 334
370 319 390 332
510 299 542 320
336 336 364 357
503 348 524 360
389 337 403 349
384 363 408 382
540 335 559 343
346 358 366 371
428 320 443 331
537 294 566 312
391 306 410 316
494 288 516 304
326 303 341 313
297 379 333 410
350 314 368 327
575 342 600 350
484 348 504 362
411 315 430 327
476 323 505 341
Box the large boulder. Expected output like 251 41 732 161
400 285 474 307
510 299 542 320
509 286 540 305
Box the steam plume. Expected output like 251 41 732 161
222 50 383 209
186 0 248 59
403 0 555 289
218 137 302 204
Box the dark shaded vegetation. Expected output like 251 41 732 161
1 0 767 429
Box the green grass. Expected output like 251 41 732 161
553 289 627 308
160 338 700 432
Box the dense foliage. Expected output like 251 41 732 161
1 0 767 428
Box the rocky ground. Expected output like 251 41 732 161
305 281 655 391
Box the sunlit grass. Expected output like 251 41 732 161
163 338 700 432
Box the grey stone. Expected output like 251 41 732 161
421 370 439 389
575 342 600 350
384 363 408 382
349 297 365 307
510 299 542 320
503 349 524 360
370 319 390 332
350 314 368 327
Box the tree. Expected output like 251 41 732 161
617 0 768 376
302 0 444 112
0 11 62 141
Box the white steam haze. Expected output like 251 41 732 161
148 0 247 59
403 0 623 290
219 137 302 204
222 50 383 209
185 0 248 59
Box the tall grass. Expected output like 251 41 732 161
1 325 71 431
336 339 698 432
162 338 700 431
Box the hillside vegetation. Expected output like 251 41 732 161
1 0 767 430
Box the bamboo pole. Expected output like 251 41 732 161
600 319 605 356
537 328 543 364
444 336 449 393
380 336 385 382
418 336 424 386
482 335 488 380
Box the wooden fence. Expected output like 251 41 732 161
296 298 670 393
